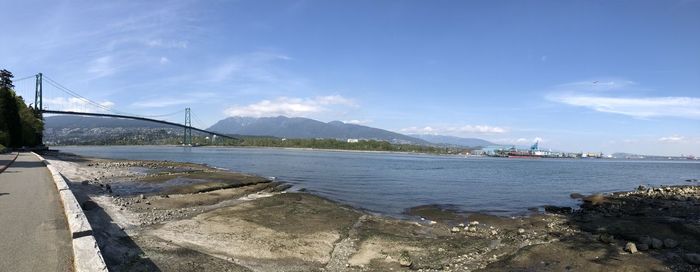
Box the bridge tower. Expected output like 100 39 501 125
184 108 192 146
34 73 43 112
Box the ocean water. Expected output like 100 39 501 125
57 146 700 217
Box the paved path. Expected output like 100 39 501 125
0 152 17 172
0 152 73 271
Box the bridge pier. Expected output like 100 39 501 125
183 108 192 146
30 73 236 145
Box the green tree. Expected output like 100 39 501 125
0 69 44 148
18 95 43 146
0 86 22 147
0 69 14 89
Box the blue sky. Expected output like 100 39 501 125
3 0 699 156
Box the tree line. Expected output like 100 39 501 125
0 69 44 148
47 129 469 155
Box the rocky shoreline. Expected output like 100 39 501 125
41 151 700 271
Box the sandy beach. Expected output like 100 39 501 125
41 151 700 272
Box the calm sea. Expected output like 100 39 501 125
57 146 700 217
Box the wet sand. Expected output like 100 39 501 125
41 151 700 271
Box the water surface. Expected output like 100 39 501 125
58 146 700 216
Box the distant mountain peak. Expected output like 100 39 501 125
208 116 428 144
409 134 494 147
327 120 345 125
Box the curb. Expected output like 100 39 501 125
0 152 19 174
32 152 109 272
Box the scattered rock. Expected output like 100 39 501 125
663 238 678 248
399 251 412 267
543 205 572 214
517 228 525 234
570 193 584 199
639 236 652 246
651 238 663 249
685 253 700 265
140 194 146 200
637 243 649 251
469 221 480 226
490 230 498 236
81 180 89 185
458 223 465 227
583 194 607 205
451 227 461 233
625 242 638 253
599 234 614 244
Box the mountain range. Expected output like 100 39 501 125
207 116 428 144
408 134 494 147
43 115 494 147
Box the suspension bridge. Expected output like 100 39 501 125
12 73 236 146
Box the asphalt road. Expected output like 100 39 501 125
0 152 73 271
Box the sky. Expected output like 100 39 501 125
2 0 699 156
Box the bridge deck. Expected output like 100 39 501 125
41 110 237 140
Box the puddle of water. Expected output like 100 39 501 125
112 176 210 196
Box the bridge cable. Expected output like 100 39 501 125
43 76 127 114
13 74 37 82
43 75 187 119
190 112 209 131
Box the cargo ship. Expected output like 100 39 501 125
507 141 543 158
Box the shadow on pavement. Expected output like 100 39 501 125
6 160 45 168
71 186 162 271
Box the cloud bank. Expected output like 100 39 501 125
549 95 700 119
400 125 508 135
224 95 356 118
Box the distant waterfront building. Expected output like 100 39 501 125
581 152 603 158
480 145 510 156
470 149 486 156
347 138 359 143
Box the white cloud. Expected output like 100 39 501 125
342 120 371 125
209 52 292 83
146 39 188 49
555 79 637 92
400 125 508 135
224 95 356 117
492 137 544 145
44 97 115 113
549 94 700 119
86 56 116 78
159 57 170 64
131 98 192 108
658 135 685 142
